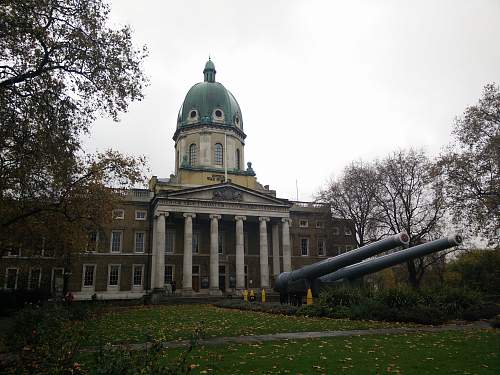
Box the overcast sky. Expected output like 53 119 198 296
83 0 500 201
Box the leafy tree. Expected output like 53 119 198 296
438 84 500 247
375 149 447 288
446 249 500 294
317 161 382 247
0 0 148 257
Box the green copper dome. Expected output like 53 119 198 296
177 59 244 131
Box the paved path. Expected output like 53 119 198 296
79 321 492 352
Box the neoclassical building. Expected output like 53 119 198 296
1 60 356 299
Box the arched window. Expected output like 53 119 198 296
236 149 241 170
214 143 223 166
189 144 197 166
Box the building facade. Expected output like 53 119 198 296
1 60 356 299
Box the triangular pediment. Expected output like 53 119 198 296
167 183 290 206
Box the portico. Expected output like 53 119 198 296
150 183 292 295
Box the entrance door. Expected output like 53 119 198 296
52 268 64 296
219 265 226 292
192 265 200 292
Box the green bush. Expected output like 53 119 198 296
296 304 329 317
214 300 298 315
327 305 353 319
92 335 198 375
491 314 500 328
319 286 364 307
462 303 500 321
0 289 52 316
375 286 419 309
397 305 447 325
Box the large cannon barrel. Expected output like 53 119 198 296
319 234 463 285
274 231 409 295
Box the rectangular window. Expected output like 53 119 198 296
164 265 174 284
332 226 340 235
192 231 200 254
28 268 42 289
108 265 120 287
83 265 96 287
300 238 309 256
316 221 324 228
317 239 326 256
135 231 145 253
87 231 98 252
135 210 147 220
110 231 123 253
299 220 308 228
5 268 18 289
165 230 175 254
218 231 225 254
132 265 144 287
112 209 125 219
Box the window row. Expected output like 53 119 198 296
299 238 327 257
188 144 242 170
112 209 147 221
3 267 44 290
297 219 353 236
86 231 146 253
165 230 250 255
298 220 325 229
82 264 145 289
187 109 241 127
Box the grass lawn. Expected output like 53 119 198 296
78 330 500 374
79 304 414 346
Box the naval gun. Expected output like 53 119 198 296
274 233 463 304
274 232 410 302
317 234 463 289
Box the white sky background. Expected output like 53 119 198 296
83 0 500 201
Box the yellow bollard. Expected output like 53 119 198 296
306 288 313 305
261 288 266 303
249 289 255 302
243 289 248 302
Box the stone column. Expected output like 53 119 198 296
272 223 280 277
282 218 292 272
209 214 222 295
182 213 196 294
259 217 270 289
234 215 246 291
154 212 168 290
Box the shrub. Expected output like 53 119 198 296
397 305 447 325
92 334 199 375
491 314 500 328
375 286 419 309
326 305 353 319
462 303 500 321
0 289 52 316
319 286 363 307
214 300 298 315
433 287 483 316
296 304 329 317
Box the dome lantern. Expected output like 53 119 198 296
203 58 216 83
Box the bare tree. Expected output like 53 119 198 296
318 161 382 247
375 149 446 287
438 83 500 247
